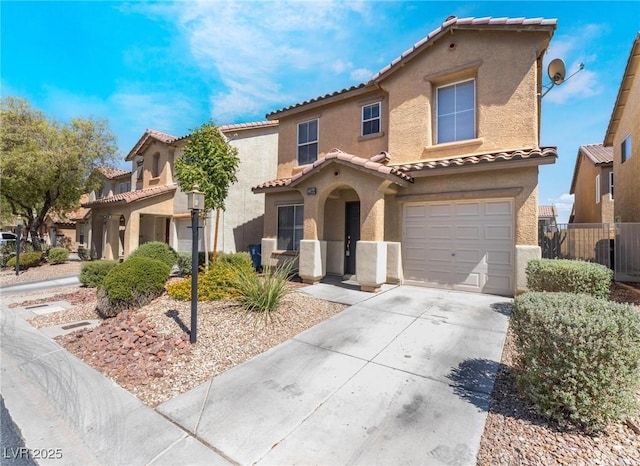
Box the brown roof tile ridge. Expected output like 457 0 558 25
146 128 179 142
218 120 279 131
370 151 391 163
96 166 131 179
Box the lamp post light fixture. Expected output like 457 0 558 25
15 217 23 276
187 184 205 344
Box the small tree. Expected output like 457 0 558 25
174 122 240 267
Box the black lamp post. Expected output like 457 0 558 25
187 184 204 344
15 217 22 276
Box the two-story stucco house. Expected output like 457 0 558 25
569 144 614 224
84 122 278 260
604 32 639 223
254 16 559 296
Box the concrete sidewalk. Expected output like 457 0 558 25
0 301 230 465
158 285 511 465
0 275 81 296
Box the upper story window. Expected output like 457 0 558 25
621 135 632 163
609 172 614 199
136 160 143 181
362 102 381 136
277 204 304 251
436 79 476 144
98 184 107 199
118 181 131 194
152 153 161 178
596 174 601 204
297 119 318 165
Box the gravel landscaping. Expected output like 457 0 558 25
3 262 640 463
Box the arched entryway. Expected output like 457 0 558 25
322 186 360 276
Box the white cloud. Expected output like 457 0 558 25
550 193 574 224
145 1 373 122
350 68 372 82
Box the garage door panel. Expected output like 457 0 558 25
403 198 514 296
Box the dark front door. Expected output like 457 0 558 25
345 201 360 275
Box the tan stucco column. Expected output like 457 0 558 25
124 211 140 258
360 192 385 241
303 194 321 240
104 217 120 260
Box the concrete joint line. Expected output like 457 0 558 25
194 378 215 434
146 433 190 464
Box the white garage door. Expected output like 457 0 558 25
175 218 204 253
403 199 514 296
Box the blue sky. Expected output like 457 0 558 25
2 1 639 223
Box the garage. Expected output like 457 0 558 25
402 199 514 296
175 218 204 254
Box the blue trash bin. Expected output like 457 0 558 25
248 244 262 271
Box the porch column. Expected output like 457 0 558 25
104 216 120 260
360 192 385 241
124 211 140 258
356 241 387 292
299 239 326 284
303 194 321 240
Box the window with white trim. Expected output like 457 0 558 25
277 205 304 251
596 174 601 204
362 102 381 136
297 119 318 165
118 181 131 194
436 79 476 143
609 172 614 199
621 135 632 163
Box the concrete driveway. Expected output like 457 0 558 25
157 285 511 465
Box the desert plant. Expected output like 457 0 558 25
97 256 170 317
526 259 612 299
6 251 43 269
166 260 243 301
77 246 91 261
512 292 640 432
231 261 295 321
127 241 178 269
48 247 69 264
176 252 193 276
79 260 119 287
217 251 253 269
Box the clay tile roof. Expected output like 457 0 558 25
125 129 179 161
579 144 614 165
538 205 557 218
172 120 280 143
266 16 555 118
96 166 131 179
392 147 557 173
252 149 413 192
82 184 177 207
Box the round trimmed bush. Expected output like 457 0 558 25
97 256 170 317
512 292 640 432
79 260 118 287
6 251 43 269
128 242 178 269
48 247 69 265
526 259 612 299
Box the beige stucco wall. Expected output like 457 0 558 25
573 158 613 223
612 71 640 222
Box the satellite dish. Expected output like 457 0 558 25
548 58 566 85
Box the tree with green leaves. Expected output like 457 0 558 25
174 121 240 265
0 96 118 249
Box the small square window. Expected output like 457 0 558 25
362 102 381 136
297 120 318 165
621 135 632 163
436 79 476 144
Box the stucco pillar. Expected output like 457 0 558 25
386 241 403 284
261 238 277 268
299 239 326 284
124 212 140 258
515 245 541 295
356 241 387 292
360 193 385 241
303 194 321 240
104 216 120 260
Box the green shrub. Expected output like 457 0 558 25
128 241 178 269
48 247 69 265
97 257 170 317
6 251 43 269
231 261 295 321
512 292 640 432
217 251 253 269
526 259 612 299
176 252 193 276
166 258 252 301
79 260 119 287
77 246 91 261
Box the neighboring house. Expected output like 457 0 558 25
253 16 558 296
568 144 614 224
538 205 557 230
83 122 278 260
604 32 639 223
